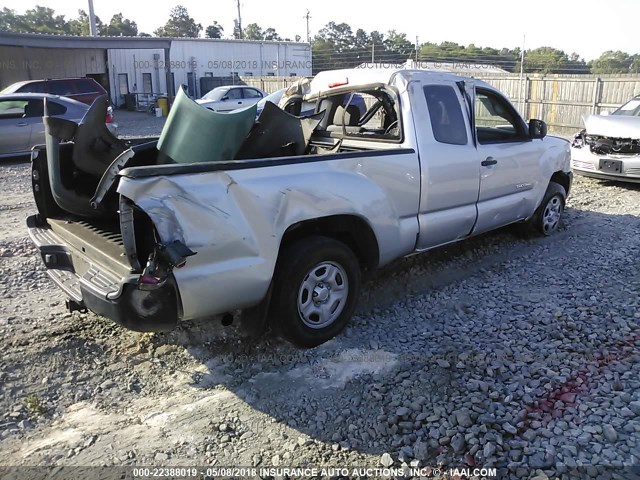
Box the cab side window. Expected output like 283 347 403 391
243 88 262 99
424 85 468 145
226 89 242 100
475 89 527 144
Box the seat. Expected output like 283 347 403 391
327 104 364 133
24 100 44 118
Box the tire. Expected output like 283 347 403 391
522 182 566 236
270 236 361 348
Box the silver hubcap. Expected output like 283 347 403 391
298 261 348 329
542 195 562 234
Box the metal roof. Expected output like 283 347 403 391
0 31 172 50
0 32 311 50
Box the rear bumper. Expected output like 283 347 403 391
27 215 179 332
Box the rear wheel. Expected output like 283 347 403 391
270 236 361 348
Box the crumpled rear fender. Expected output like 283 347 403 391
116 154 420 320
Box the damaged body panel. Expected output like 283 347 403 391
571 98 640 182
116 148 420 320
27 68 571 345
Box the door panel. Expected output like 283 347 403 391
474 88 543 233
219 88 244 111
0 100 33 154
414 81 480 250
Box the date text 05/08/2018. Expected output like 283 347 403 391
133 60 312 71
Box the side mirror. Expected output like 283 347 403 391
221 95 229 101
529 119 547 139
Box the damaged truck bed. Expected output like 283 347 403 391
28 69 572 347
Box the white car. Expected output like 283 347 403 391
571 95 640 182
195 85 266 112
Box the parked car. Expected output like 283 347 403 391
196 85 266 111
1 77 109 106
571 95 640 182
27 68 571 348
0 93 116 159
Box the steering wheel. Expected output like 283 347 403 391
384 120 399 135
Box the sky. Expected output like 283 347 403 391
2 0 639 61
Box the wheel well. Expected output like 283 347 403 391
550 171 571 195
281 215 380 272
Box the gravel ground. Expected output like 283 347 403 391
0 150 639 479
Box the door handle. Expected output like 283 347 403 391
17 122 28 127
481 157 498 166
238 101 242 104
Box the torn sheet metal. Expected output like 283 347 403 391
72 95 127 176
157 86 256 164
583 114 640 139
235 101 325 159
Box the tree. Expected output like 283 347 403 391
519 46 588 74
263 27 281 41
0 8 25 32
243 23 263 40
383 30 414 63
104 13 138 36
67 9 105 36
589 50 635 74
154 5 201 38
205 21 223 39
0 6 69 34
312 22 357 71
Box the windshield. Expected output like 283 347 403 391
202 87 229 101
612 98 640 117
256 89 285 109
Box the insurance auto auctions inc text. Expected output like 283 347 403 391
216 467 497 478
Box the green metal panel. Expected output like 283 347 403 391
158 86 256 164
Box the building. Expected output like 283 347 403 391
0 32 312 107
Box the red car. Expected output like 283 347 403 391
1 77 109 106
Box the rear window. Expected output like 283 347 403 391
16 81 45 94
49 80 76 96
76 79 102 93
424 85 468 145
48 101 67 116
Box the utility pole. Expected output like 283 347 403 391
304 10 311 43
519 34 526 114
371 42 375 63
236 0 243 39
415 36 419 65
87 0 97 36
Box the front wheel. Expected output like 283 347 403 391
522 181 566 236
270 236 361 348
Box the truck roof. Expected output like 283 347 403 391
310 68 494 94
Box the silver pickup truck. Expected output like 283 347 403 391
27 68 572 347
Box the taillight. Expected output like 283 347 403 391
106 106 114 124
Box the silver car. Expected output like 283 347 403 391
0 93 116 159
571 95 640 182
195 85 266 112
